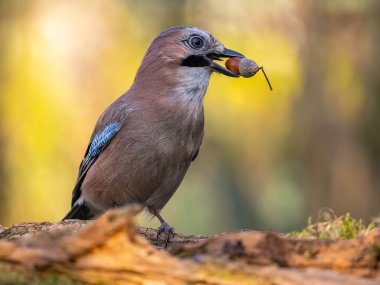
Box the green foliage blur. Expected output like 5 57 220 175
0 0 379 235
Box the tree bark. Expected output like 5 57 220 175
0 205 378 284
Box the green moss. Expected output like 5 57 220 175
0 265 85 285
289 208 379 240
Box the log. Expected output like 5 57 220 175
0 205 379 284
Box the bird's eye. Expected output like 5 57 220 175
189 36 204 49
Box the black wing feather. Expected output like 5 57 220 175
70 145 95 206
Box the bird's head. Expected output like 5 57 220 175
134 26 244 86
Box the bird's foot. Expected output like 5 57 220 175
156 222 174 248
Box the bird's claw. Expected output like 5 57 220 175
156 222 174 248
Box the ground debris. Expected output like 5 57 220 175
0 205 379 285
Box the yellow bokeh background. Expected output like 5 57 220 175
0 0 379 234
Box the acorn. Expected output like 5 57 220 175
225 57 273 90
225 57 260 78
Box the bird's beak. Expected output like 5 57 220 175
207 48 245 77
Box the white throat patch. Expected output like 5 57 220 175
176 67 211 106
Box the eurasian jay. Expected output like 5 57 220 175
63 26 244 245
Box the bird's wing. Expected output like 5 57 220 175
71 122 122 207
70 95 131 208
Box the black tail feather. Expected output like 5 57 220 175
62 203 94 221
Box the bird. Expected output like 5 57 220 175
63 26 244 245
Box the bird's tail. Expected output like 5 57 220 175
62 203 93 221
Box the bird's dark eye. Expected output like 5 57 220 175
189 36 204 49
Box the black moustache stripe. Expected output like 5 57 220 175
181 55 209 67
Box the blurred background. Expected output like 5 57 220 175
0 0 379 235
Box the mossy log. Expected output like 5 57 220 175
0 205 379 284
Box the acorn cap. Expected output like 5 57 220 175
238 58 260 78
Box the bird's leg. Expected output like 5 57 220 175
153 210 174 248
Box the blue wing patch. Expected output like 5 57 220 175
70 122 121 207
88 122 121 157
